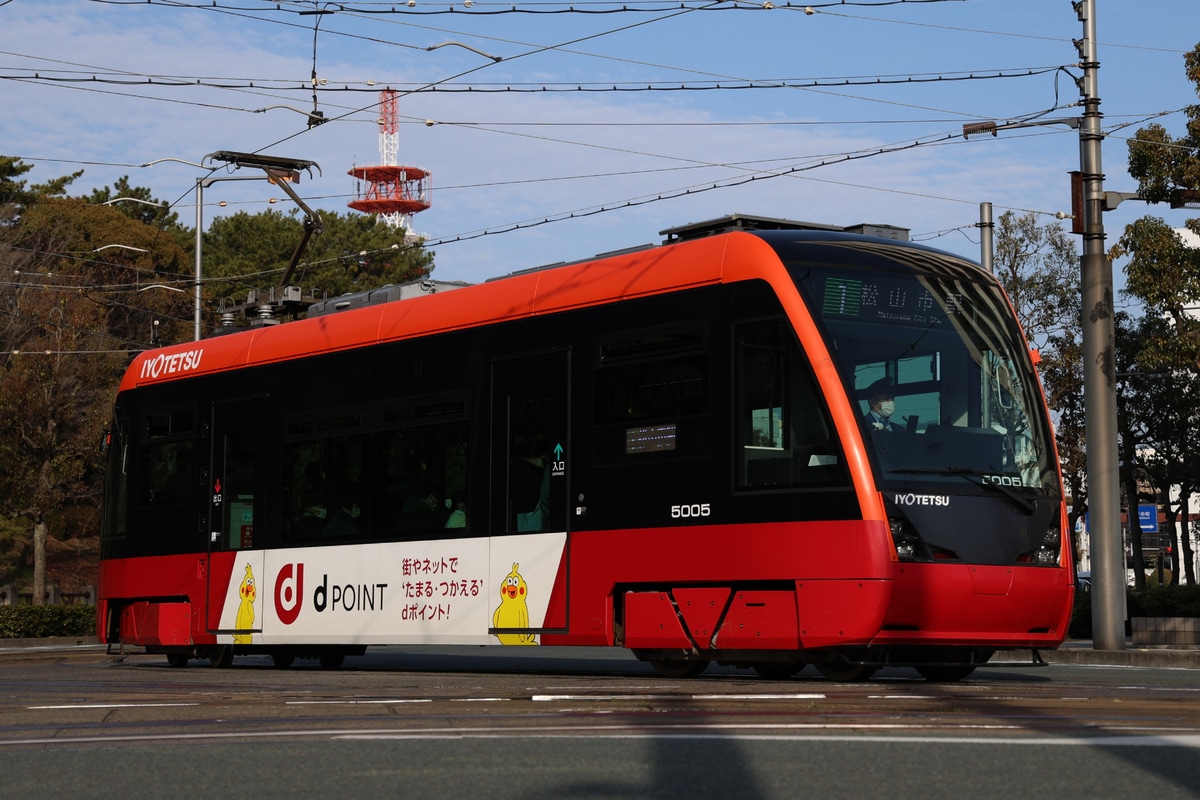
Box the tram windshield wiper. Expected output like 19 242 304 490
889 466 1037 515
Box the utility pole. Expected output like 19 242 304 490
962 4 1124 649
1075 0 1125 650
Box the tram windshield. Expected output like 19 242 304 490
790 243 1058 495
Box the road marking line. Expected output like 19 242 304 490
4 724 1200 748
28 703 199 710
691 694 827 700
285 699 433 705
532 693 826 702
451 697 510 702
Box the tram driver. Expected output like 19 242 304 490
864 378 899 432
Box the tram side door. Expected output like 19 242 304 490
491 349 571 534
205 395 267 638
489 349 571 635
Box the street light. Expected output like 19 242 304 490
425 41 503 61
92 243 153 287
961 116 1081 138
140 158 205 169
100 197 167 209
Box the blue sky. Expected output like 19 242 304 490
1 0 1197 287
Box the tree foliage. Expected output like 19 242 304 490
0 156 440 591
1126 43 1200 206
86 176 181 231
1117 314 1200 587
1113 40 1200 586
0 184 194 596
1117 41 1200 368
1119 216 1200 369
0 156 81 224
993 210 1079 353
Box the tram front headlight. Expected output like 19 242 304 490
1037 525 1062 566
1019 524 1062 566
1043 526 1061 548
889 518 921 562
1033 548 1059 566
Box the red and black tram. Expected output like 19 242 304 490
98 216 1073 680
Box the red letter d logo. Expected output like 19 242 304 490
274 563 304 625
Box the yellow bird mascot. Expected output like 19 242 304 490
492 562 537 645
233 563 256 645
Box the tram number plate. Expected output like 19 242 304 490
671 503 711 519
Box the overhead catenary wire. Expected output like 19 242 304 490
84 0 969 15
0 0 1185 367
5 0 1190 291
2 0 1089 158
0 62 1070 93
9 105 1148 260
77 0 1195 57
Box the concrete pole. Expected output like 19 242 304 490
1076 0 1125 650
979 202 994 273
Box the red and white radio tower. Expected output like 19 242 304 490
348 89 431 240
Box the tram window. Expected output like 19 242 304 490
283 434 367 542
854 351 1015 476
282 406 469 544
507 393 557 533
137 408 195 506
103 417 130 541
596 355 706 421
145 409 194 440
221 421 259 551
378 421 469 535
735 319 847 489
855 355 940 433
380 395 470 535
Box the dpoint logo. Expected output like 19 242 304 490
274 563 304 625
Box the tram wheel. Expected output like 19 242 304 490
209 646 234 669
271 652 296 669
165 653 190 668
649 658 709 679
319 651 346 671
752 661 804 680
815 659 876 683
916 665 976 682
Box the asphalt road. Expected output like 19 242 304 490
1 643 1199 798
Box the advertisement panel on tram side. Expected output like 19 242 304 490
211 533 567 646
